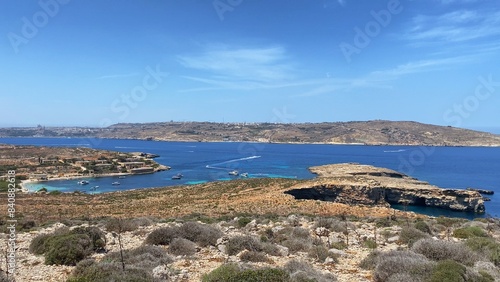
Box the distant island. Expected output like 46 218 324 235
1 120 500 146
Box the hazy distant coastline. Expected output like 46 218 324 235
1 120 500 147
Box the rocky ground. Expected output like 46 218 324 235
1 215 410 281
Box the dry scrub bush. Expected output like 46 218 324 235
69 245 174 281
104 245 173 269
413 221 432 234
202 263 289 282
359 250 381 270
240 251 269 263
308 245 334 263
411 238 479 266
374 250 434 282
398 227 430 247
226 235 263 256
283 238 312 254
105 218 139 233
145 226 179 245
284 259 337 282
168 238 197 256
178 221 222 247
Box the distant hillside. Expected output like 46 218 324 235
1 120 500 146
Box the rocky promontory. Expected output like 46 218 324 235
285 163 485 213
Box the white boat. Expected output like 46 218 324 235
228 170 239 176
118 176 126 179
240 172 249 178
77 180 89 185
112 182 120 185
172 173 183 180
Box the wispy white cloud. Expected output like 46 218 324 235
440 0 478 4
97 72 140 80
178 45 295 84
406 10 500 44
295 55 473 97
368 56 472 79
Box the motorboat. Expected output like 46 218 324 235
77 180 89 185
112 182 120 185
171 173 183 180
228 170 239 176
240 172 249 178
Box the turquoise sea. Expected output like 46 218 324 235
2 137 499 219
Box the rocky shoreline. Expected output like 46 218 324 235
289 163 485 213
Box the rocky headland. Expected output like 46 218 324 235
286 163 485 213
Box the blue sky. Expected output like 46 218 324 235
1 0 499 130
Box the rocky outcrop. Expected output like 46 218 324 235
285 164 485 213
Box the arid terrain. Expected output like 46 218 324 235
2 120 500 146
1 176 499 281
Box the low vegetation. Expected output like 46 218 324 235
9 209 500 281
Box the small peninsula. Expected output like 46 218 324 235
0 144 169 191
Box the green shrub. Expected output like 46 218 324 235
48 190 62 195
29 226 105 266
436 217 465 227
330 241 347 250
44 234 93 265
398 227 430 247
70 227 105 251
202 263 289 282
240 251 269 262
465 237 500 266
453 226 488 239
226 235 263 256
29 233 52 255
168 238 197 256
429 260 466 282
374 250 434 282
364 239 377 249
202 263 240 282
411 238 478 266
237 217 252 228
414 221 432 234
145 226 179 245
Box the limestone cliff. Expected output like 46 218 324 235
285 163 485 213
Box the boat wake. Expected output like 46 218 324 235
206 156 261 170
383 149 406 153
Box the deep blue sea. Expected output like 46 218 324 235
2 137 500 219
